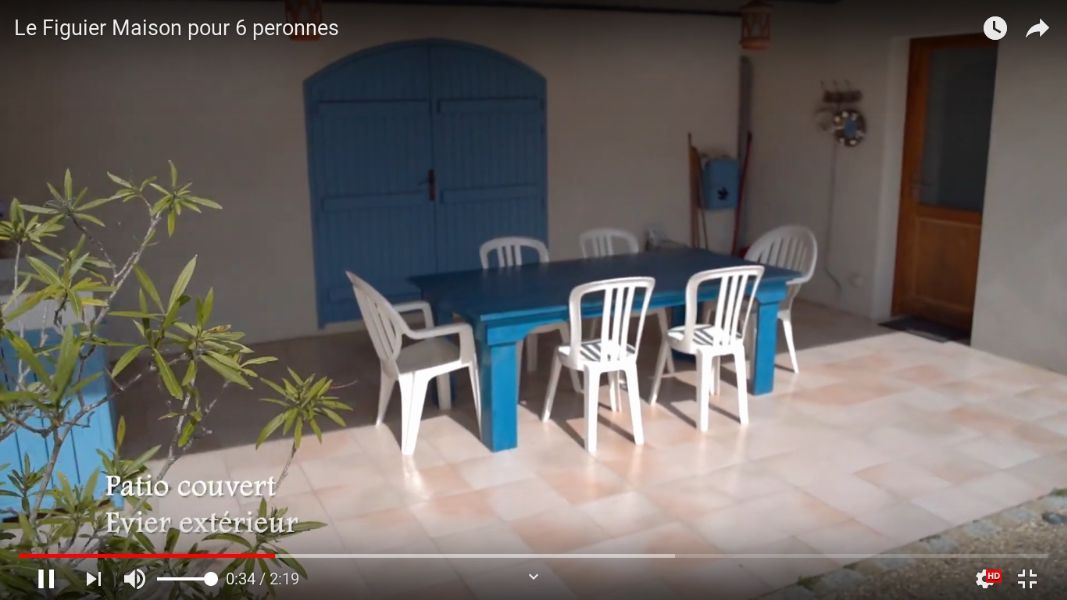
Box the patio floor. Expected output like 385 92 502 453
122 301 1067 598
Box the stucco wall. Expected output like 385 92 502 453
0 1 739 343
744 0 1067 371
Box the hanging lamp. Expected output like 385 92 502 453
740 1 772 50
284 0 323 41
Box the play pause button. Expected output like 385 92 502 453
36 569 55 589
86 571 101 586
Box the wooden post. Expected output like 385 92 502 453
687 134 702 248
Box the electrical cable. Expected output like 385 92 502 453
699 161 710 249
824 137 844 296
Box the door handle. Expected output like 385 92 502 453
427 169 436 202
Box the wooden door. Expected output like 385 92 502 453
430 41 547 274
305 40 548 326
305 42 437 325
893 34 998 331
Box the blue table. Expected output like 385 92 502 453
410 248 798 452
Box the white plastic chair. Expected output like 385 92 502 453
702 225 817 373
479 237 571 378
348 272 481 456
650 266 764 431
578 228 674 375
480 236 550 270
578 228 641 258
541 276 654 454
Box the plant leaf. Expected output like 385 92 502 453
111 345 146 377
256 413 287 448
168 255 197 309
133 266 163 311
152 349 183 400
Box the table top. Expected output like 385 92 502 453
410 247 799 324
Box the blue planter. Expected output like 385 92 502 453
0 331 116 515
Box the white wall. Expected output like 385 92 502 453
745 0 1067 372
0 1 739 344
972 14 1067 373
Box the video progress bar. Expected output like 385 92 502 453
279 553 1051 560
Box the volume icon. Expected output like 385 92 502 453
123 569 146 589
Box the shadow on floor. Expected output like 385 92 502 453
116 300 894 457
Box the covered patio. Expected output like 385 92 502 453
121 300 1067 596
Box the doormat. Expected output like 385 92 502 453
879 316 969 344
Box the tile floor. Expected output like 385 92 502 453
121 301 1067 598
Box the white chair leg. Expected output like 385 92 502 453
712 356 721 397
402 374 431 455
396 374 413 453
526 333 539 373
782 313 799 374
648 339 665 403
584 368 600 454
608 372 620 412
558 326 583 393
697 355 712 433
376 370 396 426
436 373 452 411
397 374 413 442
623 364 644 446
569 369 583 394
745 320 755 363
644 339 670 403
468 364 482 429
657 310 676 374
733 348 750 426
541 354 563 422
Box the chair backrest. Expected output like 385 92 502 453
347 271 407 374
479 236 550 269
567 277 655 364
579 228 640 258
683 266 764 349
744 225 817 285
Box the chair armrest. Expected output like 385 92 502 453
407 322 476 356
393 300 435 327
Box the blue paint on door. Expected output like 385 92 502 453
305 40 548 325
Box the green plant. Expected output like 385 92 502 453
0 164 350 598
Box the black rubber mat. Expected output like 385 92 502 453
879 316 969 343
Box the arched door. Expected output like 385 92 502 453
305 39 547 325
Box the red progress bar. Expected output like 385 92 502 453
20 553 275 559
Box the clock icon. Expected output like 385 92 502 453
984 16 1007 41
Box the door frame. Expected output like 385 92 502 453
890 33 995 329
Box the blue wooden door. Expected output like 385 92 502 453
306 43 437 325
306 40 547 324
430 43 548 273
